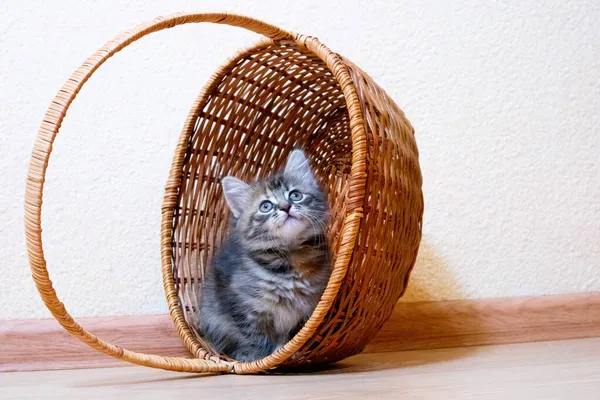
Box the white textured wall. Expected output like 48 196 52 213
1 0 599 319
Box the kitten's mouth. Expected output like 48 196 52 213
281 214 296 225
287 210 301 219
279 213 302 229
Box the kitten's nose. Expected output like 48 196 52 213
280 203 291 213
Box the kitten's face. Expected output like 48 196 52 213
245 172 326 242
222 150 327 247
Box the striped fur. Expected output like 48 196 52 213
197 150 331 362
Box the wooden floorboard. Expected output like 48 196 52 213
2 292 600 372
365 291 600 352
2 338 600 399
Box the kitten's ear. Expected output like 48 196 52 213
221 176 250 219
285 149 316 185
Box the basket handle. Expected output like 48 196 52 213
25 13 296 373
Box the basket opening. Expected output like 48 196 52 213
171 40 353 362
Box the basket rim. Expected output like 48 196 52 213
164 37 368 373
24 12 367 374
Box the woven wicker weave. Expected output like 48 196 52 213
25 13 423 374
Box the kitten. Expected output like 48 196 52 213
197 149 331 362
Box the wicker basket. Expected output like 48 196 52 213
25 13 423 374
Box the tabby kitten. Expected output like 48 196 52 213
197 149 331 362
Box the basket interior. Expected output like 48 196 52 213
171 40 352 358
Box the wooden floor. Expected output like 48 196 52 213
2 338 600 399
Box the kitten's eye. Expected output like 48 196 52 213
289 190 303 202
259 201 274 213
